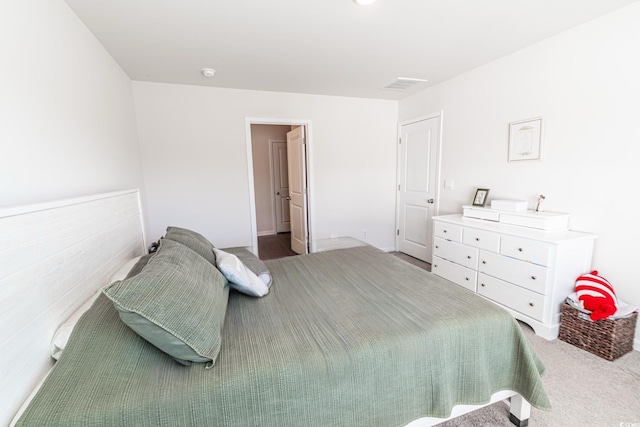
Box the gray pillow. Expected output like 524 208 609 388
222 247 273 288
103 239 229 366
164 226 216 265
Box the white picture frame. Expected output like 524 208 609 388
508 117 543 161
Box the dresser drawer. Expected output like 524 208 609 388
462 228 500 252
478 273 545 321
432 256 477 292
433 237 478 270
479 250 549 294
500 236 551 266
433 221 463 242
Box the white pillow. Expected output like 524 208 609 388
221 247 272 288
108 256 144 283
50 256 143 360
50 288 103 360
213 248 269 297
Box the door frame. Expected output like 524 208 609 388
394 111 444 259
245 117 314 255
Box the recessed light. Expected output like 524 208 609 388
354 0 376 5
201 68 216 78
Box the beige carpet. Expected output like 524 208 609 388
438 322 640 426
388 252 640 426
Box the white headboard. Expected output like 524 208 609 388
0 190 146 425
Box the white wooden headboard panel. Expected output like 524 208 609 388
0 190 146 426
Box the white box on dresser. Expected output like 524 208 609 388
490 199 528 212
432 214 596 340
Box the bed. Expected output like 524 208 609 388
1 190 550 426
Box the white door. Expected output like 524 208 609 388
396 116 440 262
287 127 309 254
271 141 291 233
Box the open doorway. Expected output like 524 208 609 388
245 118 312 260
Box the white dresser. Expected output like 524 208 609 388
431 214 596 340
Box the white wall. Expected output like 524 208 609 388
399 2 640 345
0 0 143 208
133 82 398 250
250 124 291 235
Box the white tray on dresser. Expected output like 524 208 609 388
462 205 570 231
431 214 596 340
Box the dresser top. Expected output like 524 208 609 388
432 214 597 243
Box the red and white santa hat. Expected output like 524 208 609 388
575 270 618 320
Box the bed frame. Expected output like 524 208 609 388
0 190 531 427
0 190 146 425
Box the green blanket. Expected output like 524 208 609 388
17 246 550 426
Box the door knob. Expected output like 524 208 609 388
276 191 280 195
427 199 434 204
286 196 291 200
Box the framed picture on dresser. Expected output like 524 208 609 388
472 188 490 207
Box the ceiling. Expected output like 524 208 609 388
64 0 638 100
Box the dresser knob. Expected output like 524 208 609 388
531 276 537 280
529 302 535 307
518 248 524 252
481 283 486 287
443 230 447 233
482 260 487 264
467 255 471 259
434 265 438 268
435 245 439 249
475 237 480 241
465 277 469 281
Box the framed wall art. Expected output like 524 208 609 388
508 117 543 161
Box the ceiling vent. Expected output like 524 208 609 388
381 77 428 90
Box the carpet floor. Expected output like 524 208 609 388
437 321 640 427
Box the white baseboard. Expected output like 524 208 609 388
314 237 368 252
634 338 640 352
257 230 276 237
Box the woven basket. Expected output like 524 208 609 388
559 303 637 361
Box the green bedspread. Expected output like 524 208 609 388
17 245 550 426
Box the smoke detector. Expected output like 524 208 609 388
201 68 216 78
